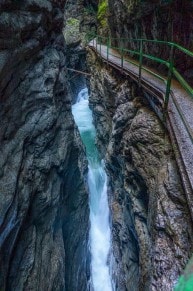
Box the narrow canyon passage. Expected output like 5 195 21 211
72 88 113 291
1 1 193 290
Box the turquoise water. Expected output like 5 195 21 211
72 88 113 291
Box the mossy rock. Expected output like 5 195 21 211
63 18 81 46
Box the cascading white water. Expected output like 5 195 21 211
72 88 113 291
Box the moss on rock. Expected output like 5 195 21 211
63 17 81 46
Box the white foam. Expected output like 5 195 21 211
72 88 113 291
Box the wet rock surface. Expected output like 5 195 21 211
88 49 193 291
0 1 90 290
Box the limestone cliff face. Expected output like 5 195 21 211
106 0 193 82
108 0 193 46
88 49 193 290
0 1 90 290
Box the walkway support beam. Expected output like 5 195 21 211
107 36 111 63
96 35 98 50
120 41 124 71
164 44 174 115
100 36 102 55
139 39 143 87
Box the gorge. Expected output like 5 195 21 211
0 0 193 291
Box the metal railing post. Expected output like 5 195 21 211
96 35 98 50
164 44 174 119
121 40 124 71
107 36 110 63
139 39 143 87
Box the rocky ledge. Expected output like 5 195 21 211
87 49 193 291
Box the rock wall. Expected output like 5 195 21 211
63 0 98 102
64 0 98 32
88 49 193 290
106 0 193 82
0 1 90 290
108 0 193 46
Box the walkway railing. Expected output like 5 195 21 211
87 34 193 113
86 33 193 223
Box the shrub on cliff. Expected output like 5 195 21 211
97 0 109 35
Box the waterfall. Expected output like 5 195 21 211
72 88 113 291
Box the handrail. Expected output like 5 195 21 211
88 34 193 112
111 36 193 58
87 33 193 229
86 34 193 57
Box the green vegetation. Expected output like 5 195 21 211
66 18 79 27
97 0 108 28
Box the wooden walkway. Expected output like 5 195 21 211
88 39 193 220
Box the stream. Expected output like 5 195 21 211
72 88 113 291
